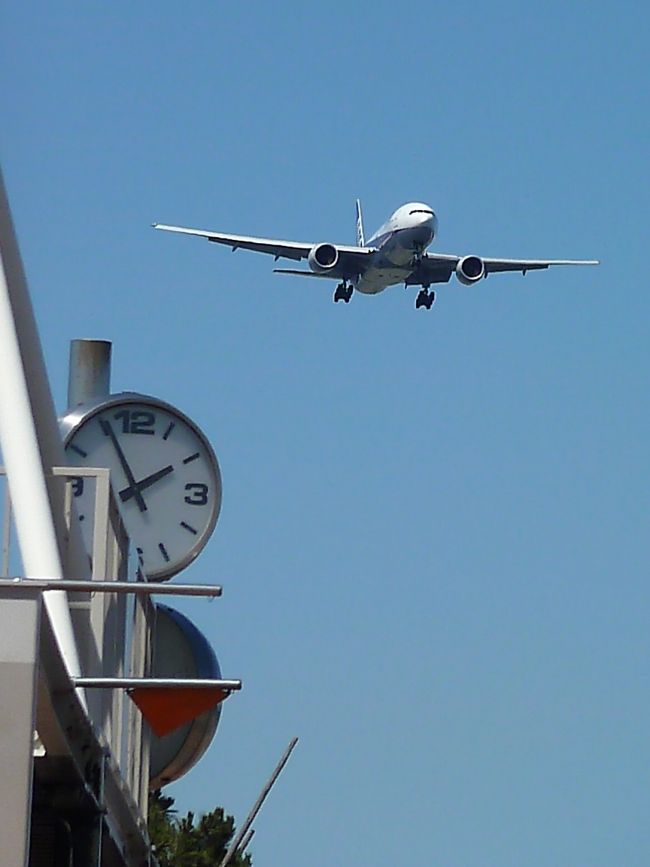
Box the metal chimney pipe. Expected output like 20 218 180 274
67 339 112 409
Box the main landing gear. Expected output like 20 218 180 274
415 288 435 310
334 281 353 303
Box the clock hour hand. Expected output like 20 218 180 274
119 464 174 503
99 419 148 513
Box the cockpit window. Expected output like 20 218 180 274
409 209 434 215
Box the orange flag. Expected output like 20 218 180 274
128 687 228 737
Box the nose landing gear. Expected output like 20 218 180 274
410 244 425 269
415 288 435 310
334 282 354 303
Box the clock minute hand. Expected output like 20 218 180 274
99 419 148 513
119 464 174 503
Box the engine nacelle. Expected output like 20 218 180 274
308 243 339 274
455 255 485 285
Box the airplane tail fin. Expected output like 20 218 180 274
355 199 365 247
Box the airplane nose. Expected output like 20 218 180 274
411 225 434 246
416 210 436 233
407 207 437 246
426 212 438 239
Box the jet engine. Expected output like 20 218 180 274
455 255 486 285
308 243 339 274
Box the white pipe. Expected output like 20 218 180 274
0 167 81 679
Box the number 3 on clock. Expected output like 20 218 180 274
184 483 208 506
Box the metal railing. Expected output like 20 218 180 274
1 464 153 816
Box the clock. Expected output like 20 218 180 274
60 392 222 581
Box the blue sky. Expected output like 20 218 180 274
3 2 649 865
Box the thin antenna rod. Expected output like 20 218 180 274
219 737 298 867
237 828 255 856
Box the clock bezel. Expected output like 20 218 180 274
60 391 222 581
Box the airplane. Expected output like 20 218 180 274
153 201 598 310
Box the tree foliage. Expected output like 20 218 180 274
148 790 253 867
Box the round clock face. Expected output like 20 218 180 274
62 393 221 581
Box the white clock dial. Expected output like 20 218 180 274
62 394 221 580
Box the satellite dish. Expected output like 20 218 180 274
149 603 222 788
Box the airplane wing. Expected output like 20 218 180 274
273 269 340 279
153 223 374 272
481 256 600 273
405 253 599 286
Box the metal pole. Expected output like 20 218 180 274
0 166 81 680
74 677 242 690
237 828 255 857
0 578 223 597
67 339 112 409
219 737 299 867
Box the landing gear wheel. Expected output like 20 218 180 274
415 288 435 310
334 282 353 304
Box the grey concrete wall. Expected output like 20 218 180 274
0 590 41 867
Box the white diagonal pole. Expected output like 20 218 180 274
237 828 255 857
0 166 81 679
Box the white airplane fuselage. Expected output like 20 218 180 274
355 202 438 294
